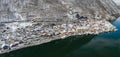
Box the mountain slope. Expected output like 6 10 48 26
0 0 119 22
0 0 119 54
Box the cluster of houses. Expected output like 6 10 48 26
38 19 116 38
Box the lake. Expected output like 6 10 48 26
0 18 120 57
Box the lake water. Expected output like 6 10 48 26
0 18 120 57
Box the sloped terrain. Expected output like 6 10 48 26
0 0 119 22
0 0 119 54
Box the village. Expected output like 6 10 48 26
39 19 116 38
0 18 117 54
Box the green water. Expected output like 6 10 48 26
0 18 120 57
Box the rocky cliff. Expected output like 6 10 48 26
0 0 119 54
118 5 120 9
0 0 119 22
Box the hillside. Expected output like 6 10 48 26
0 0 119 54
0 0 119 22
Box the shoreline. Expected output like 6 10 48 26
0 19 117 55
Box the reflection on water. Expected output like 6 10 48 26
0 18 120 57
65 18 120 57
